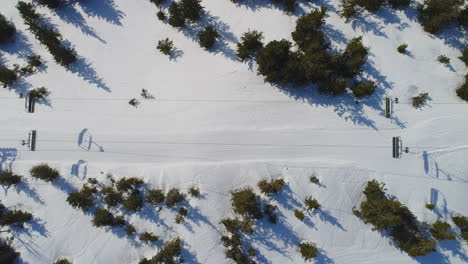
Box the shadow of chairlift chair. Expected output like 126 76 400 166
21 92 36 113
385 97 398 118
21 130 37 151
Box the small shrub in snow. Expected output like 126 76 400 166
456 75 468 102
0 13 16 44
140 232 158 243
397 44 408 54
188 187 200 197
412 93 429 108
431 221 455 240
198 25 219 50
30 164 60 182
67 185 96 211
310 176 319 184
220 217 254 234
294 209 305 221
257 179 285 195
352 80 376 98
150 0 165 6
87 177 98 185
165 188 185 207
305 196 320 211
460 48 468 66
264 204 278 224
353 209 360 217
147 189 165 205
437 55 450 64
139 238 182 263
452 216 468 228
175 207 188 224
116 177 144 193
125 225 136 235
101 187 123 207
123 193 143 211
231 187 263 219
156 11 166 21
236 30 264 62
178 207 188 217
425 203 435 210
157 38 174 55
0 66 19 88
141 89 151 99
0 238 20 264
299 242 318 260
0 171 22 188
30 87 49 99
92 209 125 227
128 98 139 107
53 259 71 264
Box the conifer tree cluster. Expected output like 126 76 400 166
0 13 16 44
168 0 204 28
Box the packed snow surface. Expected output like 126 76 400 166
0 0 467 263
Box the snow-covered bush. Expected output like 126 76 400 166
397 44 408 54
139 238 182 263
198 26 219 50
147 188 165 204
116 177 144 193
294 209 305 221
125 225 136 236
438 55 450 64
140 232 158 243
417 0 465 34
30 164 60 182
220 218 254 234
101 187 123 207
431 221 455 240
53 259 71 264
0 66 18 88
412 93 429 108
30 87 49 99
304 196 320 211
157 11 166 21
92 208 115 227
156 38 174 55
123 193 143 211
188 187 200 197
352 81 376 98
67 185 97 211
0 202 33 228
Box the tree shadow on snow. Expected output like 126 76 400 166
68 56 111 92
75 0 125 26
55 4 106 43
0 31 37 60
228 0 312 15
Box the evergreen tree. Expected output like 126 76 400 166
198 25 219 50
352 80 376 97
168 2 185 27
0 14 16 44
38 0 62 9
291 7 328 52
339 36 368 78
236 30 264 62
418 0 464 33
0 66 18 88
180 0 204 21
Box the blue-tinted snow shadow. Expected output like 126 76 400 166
76 0 125 26
55 4 106 43
68 56 111 92
0 31 36 60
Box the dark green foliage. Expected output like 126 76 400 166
310 176 319 183
188 187 200 197
305 196 320 211
412 92 429 108
67 185 96 211
388 0 411 8
0 14 16 44
198 25 219 50
116 177 144 193
126 225 136 235
452 216 468 228
16 2 77 68
30 87 49 99
356 0 386 12
176 207 188 223
128 98 139 107
353 209 361 217
180 0 204 21
168 2 185 27
431 221 455 240
140 238 182 263
30 164 60 182
392 224 436 256
294 209 305 220
147 189 165 204
38 0 62 9
291 7 328 51
459 6 468 27
165 188 185 207
438 55 450 64
299 242 318 260
27 55 42 68
87 177 98 185
157 11 166 21
352 80 376 98
271 0 297 12
53 259 71 264
123 193 143 211
460 48 468 66
150 0 165 6
256 39 305 86
101 187 123 207
339 37 368 78
231 187 263 219
140 232 158 243
425 203 435 210
418 0 464 33
397 44 408 54
456 74 468 102
257 179 285 195
0 66 18 88
236 30 264 61
92 208 114 227
220 218 254 234
157 38 174 55
360 180 436 256
114 215 126 227
0 208 33 228
0 171 22 188
0 239 20 264
264 204 278 224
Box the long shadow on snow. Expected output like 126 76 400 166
76 0 125 26
0 148 17 172
68 56 111 92
12 180 45 205
55 4 106 43
0 31 37 60
312 208 346 231
228 0 311 15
